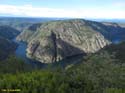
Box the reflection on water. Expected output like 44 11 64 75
15 41 28 61
13 39 44 67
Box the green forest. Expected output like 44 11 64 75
0 43 125 93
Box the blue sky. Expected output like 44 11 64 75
0 0 125 19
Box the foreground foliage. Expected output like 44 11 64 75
0 43 125 93
0 37 17 60
0 56 33 74
0 55 124 93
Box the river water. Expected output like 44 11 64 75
13 39 44 67
13 37 123 68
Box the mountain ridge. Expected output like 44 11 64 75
17 19 114 63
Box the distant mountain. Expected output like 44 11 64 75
90 19 125 23
0 17 68 31
89 21 125 42
0 17 66 23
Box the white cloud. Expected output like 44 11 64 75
0 4 124 19
113 1 125 7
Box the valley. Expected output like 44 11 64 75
0 17 125 93
1 18 125 64
16 19 125 63
0 0 125 92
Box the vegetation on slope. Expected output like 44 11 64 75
0 37 17 60
0 42 124 93
102 42 125 63
16 23 42 42
0 26 20 40
0 56 33 74
0 18 125 93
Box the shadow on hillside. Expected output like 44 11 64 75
86 21 125 42
42 31 87 68
101 41 125 61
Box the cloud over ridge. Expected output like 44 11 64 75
0 4 124 19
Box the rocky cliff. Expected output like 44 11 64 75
17 19 112 63
16 23 41 42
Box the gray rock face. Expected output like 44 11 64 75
16 23 42 42
23 19 110 63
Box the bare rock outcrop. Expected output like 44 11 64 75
25 19 110 63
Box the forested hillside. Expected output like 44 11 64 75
0 37 17 60
0 25 20 60
0 26 19 40
0 42 124 93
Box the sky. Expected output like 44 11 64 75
0 0 125 19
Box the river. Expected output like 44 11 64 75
13 37 123 68
13 39 45 67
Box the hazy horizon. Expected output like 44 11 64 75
0 0 125 19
